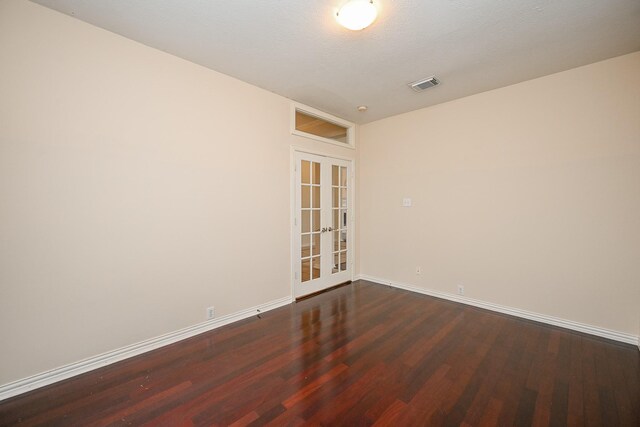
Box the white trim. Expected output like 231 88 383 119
290 146 356 162
357 274 639 347
290 102 356 149
0 296 293 401
290 147 297 299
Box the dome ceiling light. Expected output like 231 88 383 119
336 0 378 31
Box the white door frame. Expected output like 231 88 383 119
290 147 355 299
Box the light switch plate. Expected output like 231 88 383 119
402 198 412 207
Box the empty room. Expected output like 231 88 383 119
0 0 639 425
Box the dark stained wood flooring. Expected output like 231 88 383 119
0 280 638 426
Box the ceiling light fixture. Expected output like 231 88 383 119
336 0 378 31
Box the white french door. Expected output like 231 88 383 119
294 152 352 298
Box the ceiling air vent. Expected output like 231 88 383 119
409 76 440 92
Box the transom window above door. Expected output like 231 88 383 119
291 103 355 148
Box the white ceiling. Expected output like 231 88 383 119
32 0 640 124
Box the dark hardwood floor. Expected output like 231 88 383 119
1 280 638 426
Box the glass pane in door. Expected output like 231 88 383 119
312 210 321 232
301 161 311 184
302 259 310 282
332 209 340 230
301 234 310 258
301 210 310 233
311 234 320 256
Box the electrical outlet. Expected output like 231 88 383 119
457 285 464 295
206 306 215 320
416 266 422 275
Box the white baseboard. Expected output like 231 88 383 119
355 274 639 347
0 295 293 401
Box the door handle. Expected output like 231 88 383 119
321 227 328 233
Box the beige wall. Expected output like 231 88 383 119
0 0 355 385
359 52 640 337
